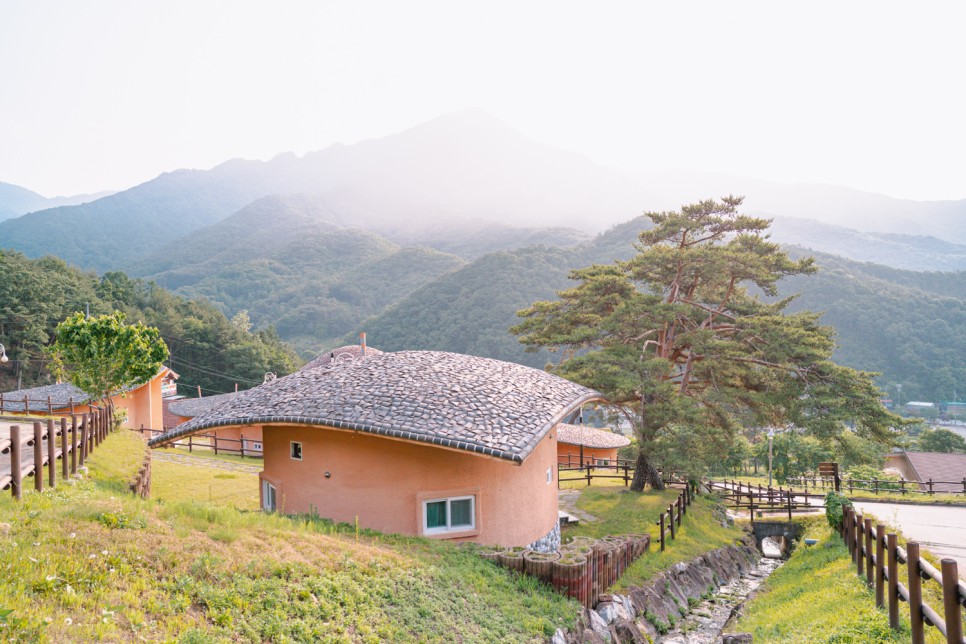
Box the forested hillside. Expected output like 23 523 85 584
132 195 467 352
360 222 966 402
0 250 300 397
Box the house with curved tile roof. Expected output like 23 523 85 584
149 350 602 550
0 367 178 431
556 423 631 467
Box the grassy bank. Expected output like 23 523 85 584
729 518 933 643
564 486 746 591
0 431 578 642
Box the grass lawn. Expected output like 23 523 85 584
729 517 942 643
564 486 746 591
0 430 579 642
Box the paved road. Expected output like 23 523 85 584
852 501 966 578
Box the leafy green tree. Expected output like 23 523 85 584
914 428 966 454
513 197 904 490
48 311 169 403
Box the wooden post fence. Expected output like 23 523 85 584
11 425 21 501
841 509 966 643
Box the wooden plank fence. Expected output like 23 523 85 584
841 505 965 643
1 402 113 500
136 427 263 458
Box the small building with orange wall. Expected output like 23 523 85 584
556 423 631 467
149 350 601 550
0 367 178 431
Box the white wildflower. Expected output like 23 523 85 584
69 533 76 539
44 617 52 624
89 554 96 559
45 575 55 582
101 549 108 555
64 584 74 595
64 617 73 626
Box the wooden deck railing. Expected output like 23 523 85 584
841 505 965 643
137 427 263 458
1 402 113 500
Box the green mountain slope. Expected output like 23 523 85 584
136 195 466 354
360 223 966 402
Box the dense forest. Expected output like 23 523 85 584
0 250 300 397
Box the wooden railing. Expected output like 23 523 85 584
137 427 263 458
557 459 636 487
1 403 113 500
841 505 965 643
654 483 695 552
0 393 88 416
790 475 966 496
706 479 824 522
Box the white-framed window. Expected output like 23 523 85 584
290 441 302 460
547 466 553 484
262 480 277 512
595 458 610 467
423 495 475 534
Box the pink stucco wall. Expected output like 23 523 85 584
257 423 560 547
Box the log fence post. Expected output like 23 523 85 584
940 559 963 644
70 415 78 474
659 513 666 552
47 418 55 488
668 503 676 540
855 514 864 576
60 417 68 480
864 517 873 585
33 422 43 493
906 542 925 644
875 523 885 608
79 413 89 466
887 533 899 630
11 426 21 500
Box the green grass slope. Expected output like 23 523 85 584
0 431 577 642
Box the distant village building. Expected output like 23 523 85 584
0 367 178 430
883 451 966 493
149 350 601 550
555 423 630 467
942 402 966 418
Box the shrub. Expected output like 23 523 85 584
824 491 852 529
844 465 903 491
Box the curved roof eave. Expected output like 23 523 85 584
148 392 605 463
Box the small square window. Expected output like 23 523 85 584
546 467 553 484
423 496 475 534
290 441 302 460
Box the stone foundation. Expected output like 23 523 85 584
527 521 561 553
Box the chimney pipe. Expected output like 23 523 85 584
360 332 367 356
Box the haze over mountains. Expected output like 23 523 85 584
0 181 113 222
1 109 965 401
3 109 964 273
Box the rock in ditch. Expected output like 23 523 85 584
761 537 783 559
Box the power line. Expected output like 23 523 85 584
167 356 262 386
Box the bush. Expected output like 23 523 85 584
824 491 852 529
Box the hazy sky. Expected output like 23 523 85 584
2 1 964 200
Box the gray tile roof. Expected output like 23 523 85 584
299 344 382 372
167 392 239 418
556 423 631 449
0 382 90 412
149 350 602 463
902 451 966 493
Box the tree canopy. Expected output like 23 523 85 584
513 197 905 490
914 428 966 454
48 311 169 403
